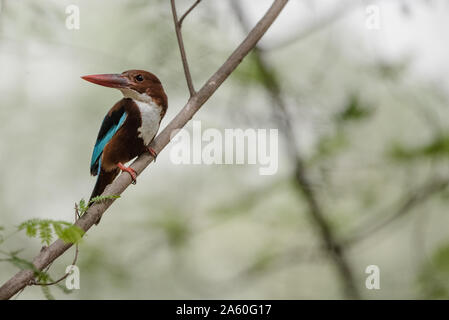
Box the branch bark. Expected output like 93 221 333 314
0 0 289 300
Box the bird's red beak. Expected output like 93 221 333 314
81 73 130 88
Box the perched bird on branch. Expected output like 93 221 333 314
81 70 167 222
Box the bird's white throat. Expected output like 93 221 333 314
133 99 161 145
119 88 162 145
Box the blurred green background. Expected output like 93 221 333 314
1 0 449 299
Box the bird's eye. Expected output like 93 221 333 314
135 75 144 82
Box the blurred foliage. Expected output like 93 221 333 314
18 219 84 245
312 131 348 161
233 52 267 86
0 0 448 300
233 51 278 89
336 94 374 123
375 60 409 81
151 212 191 249
390 134 449 161
0 248 71 299
417 243 449 299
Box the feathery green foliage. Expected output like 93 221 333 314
77 195 121 217
0 249 74 299
18 219 84 245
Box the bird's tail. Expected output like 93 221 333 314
89 168 119 224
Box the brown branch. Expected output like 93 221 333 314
231 0 360 300
179 0 203 27
170 0 197 97
0 0 289 300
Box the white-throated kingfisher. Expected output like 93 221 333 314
81 70 167 220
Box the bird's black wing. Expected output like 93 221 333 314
90 100 127 176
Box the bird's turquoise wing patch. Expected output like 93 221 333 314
90 112 127 175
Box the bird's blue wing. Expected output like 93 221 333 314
90 105 127 176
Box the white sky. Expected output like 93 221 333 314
242 0 449 92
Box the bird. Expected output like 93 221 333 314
81 70 167 222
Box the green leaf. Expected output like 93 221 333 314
18 219 82 245
58 225 84 244
75 195 120 217
79 199 87 214
52 222 64 239
37 271 50 283
18 219 38 238
39 221 52 246
89 194 120 206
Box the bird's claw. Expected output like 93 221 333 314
117 163 137 184
148 147 158 161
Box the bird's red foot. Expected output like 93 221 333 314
117 162 137 184
148 147 158 161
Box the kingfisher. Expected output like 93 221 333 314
81 70 167 217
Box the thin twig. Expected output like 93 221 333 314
170 0 196 96
0 0 289 300
179 0 202 27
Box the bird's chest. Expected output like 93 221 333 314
134 100 161 145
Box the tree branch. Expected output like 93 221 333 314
179 0 203 27
231 0 360 300
170 0 197 97
0 0 289 300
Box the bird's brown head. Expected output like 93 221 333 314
81 69 167 112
